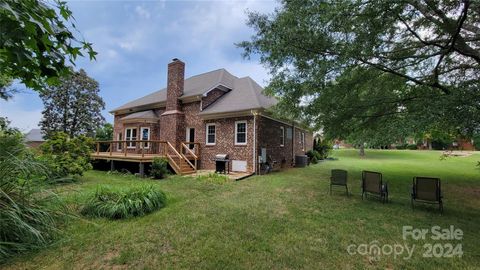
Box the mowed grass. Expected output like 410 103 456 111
4 149 480 269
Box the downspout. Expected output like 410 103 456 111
252 111 257 174
292 121 295 167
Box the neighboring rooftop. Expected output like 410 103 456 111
25 129 45 142
111 68 277 115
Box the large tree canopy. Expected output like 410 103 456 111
40 69 105 138
239 0 480 142
0 0 96 91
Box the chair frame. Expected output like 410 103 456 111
411 176 443 214
330 169 349 196
361 171 388 203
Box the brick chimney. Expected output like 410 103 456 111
160 58 185 148
166 58 184 111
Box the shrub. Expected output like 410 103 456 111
395 144 408 150
39 132 93 178
406 144 418 150
150 157 169 179
0 122 63 261
313 139 332 159
306 150 321 163
473 134 480 150
81 185 167 219
196 173 229 184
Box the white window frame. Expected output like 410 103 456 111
140 127 150 149
125 128 137 149
280 126 285 147
235 121 247 145
206 123 216 145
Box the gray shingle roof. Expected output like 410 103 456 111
111 68 277 115
199 77 277 115
120 110 158 121
25 129 45 142
111 69 237 112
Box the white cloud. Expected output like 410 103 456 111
135 5 151 19
164 1 274 53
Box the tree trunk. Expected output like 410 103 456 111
359 143 365 157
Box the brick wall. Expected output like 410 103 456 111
159 112 185 149
201 88 226 110
166 59 184 111
184 102 255 172
112 105 313 173
202 116 255 172
112 109 163 154
257 116 313 168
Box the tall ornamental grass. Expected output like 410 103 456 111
81 185 167 219
0 128 62 262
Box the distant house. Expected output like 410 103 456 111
25 129 46 148
92 58 313 175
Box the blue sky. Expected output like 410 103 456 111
0 0 276 131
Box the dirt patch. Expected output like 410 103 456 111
442 151 475 157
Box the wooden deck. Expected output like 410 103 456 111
92 140 201 175
91 152 166 162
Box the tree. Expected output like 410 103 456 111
239 0 480 147
0 74 15 100
40 69 105 138
39 132 93 177
95 123 113 141
0 0 96 92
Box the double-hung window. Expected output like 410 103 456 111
125 128 137 148
206 124 216 145
235 121 247 145
280 126 285 147
140 127 150 149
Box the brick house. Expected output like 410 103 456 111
93 59 313 175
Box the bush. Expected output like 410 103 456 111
395 144 408 150
81 185 167 219
306 150 321 163
39 132 93 178
313 139 332 159
431 139 450 150
406 144 418 150
0 121 63 261
150 157 169 179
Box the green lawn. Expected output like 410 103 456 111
5 149 480 269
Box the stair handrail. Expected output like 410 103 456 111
166 141 183 159
180 142 197 171
166 141 184 174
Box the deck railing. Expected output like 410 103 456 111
94 140 168 158
93 140 199 174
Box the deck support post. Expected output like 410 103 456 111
139 162 145 178
110 160 115 171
